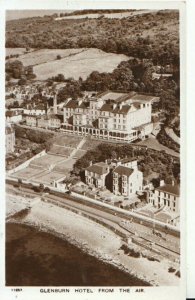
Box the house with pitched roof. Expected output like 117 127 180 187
112 160 143 197
148 180 180 213
85 158 143 197
85 162 110 189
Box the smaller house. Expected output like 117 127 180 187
26 115 38 127
85 162 110 189
23 104 46 116
148 180 180 213
6 110 23 123
37 114 62 129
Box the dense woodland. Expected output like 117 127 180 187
6 10 179 66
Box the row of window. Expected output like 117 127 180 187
159 192 177 201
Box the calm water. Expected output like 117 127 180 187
6 223 150 286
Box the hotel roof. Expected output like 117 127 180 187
97 91 137 103
64 100 89 109
100 103 132 114
130 94 160 103
98 91 127 101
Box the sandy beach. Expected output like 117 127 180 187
6 195 180 286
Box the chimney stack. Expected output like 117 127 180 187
160 180 165 187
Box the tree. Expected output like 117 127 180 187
18 78 27 86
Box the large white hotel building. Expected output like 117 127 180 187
61 91 159 143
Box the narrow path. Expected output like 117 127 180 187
165 127 180 145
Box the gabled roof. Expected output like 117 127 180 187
100 103 131 114
156 184 180 196
64 100 89 109
86 162 109 175
6 111 15 117
113 165 134 177
120 157 138 164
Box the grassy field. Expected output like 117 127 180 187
7 48 129 80
6 48 29 56
33 48 129 80
7 48 85 66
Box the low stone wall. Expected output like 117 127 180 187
71 192 180 237
7 150 46 175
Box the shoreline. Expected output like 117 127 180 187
6 221 150 286
6 196 180 286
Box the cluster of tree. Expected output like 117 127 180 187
15 126 54 148
6 10 179 66
57 79 84 103
156 127 180 153
5 60 36 83
58 9 134 17
54 58 179 116
73 142 180 183
6 54 19 60
48 73 66 82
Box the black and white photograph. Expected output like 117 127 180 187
1 0 190 299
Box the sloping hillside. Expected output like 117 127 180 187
6 10 179 65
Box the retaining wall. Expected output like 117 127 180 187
7 150 46 175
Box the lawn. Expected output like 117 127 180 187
48 145 74 157
53 158 76 173
53 134 82 148
30 154 66 169
137 138 179 157
11 166 45 180
73 149 86 159
33 171 66 185
81 139 102 150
